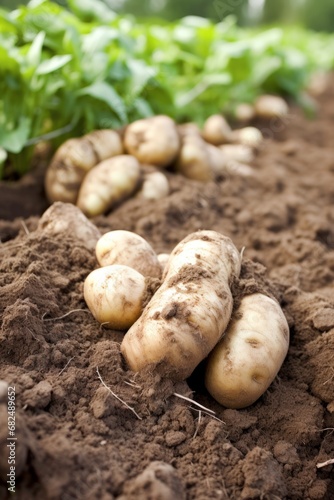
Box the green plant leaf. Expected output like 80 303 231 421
36 54 72 75
78 81 127 124
26 30 45 67
0 117 31 153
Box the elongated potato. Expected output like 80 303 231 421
205 293 289 409
45 130 123 204
96 230 162 279
77 155 141 217
124 115 180 167
84 265 147 330
121 230 242 380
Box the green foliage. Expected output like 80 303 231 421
1 0 334 178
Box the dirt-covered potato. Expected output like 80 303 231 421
121 230 242 380
37 202 101 251
84 265 148 330
157 253 170 273
124 115 180 167
96 230 162 279
202 114 232 145
205 293 290 409
45 130 123 204
76 155 141 217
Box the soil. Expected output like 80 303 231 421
1 80 334 500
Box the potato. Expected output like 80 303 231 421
84 265 147 330
206 143 227 177
222 161 254 177
175 135 215 182
76 155 141 217
45 130 123 204
205 293 290 409
219 144 255 164
137 171 170 200
230 127 263 147
121 230 242 380
37 202 101 251
96 230 162 279
124 115 180 167
157 253 170 273
202 114 232 145
177 122 202 139
254 95 289 119
234 103 255 122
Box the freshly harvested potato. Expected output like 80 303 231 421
206 143 227 177
254 95 289 119
205 293 290 409
202 114 232 146
175 135 215 182
230 127 263 147
37 202 101 251
234 103 255 122
222 161 254 177
121 230 242 380
157 253 170 273
177 122 202 139
84 265 147 330
219 144 255 164
96 230 162 279
137 171 170 200
76 155 141 217
45 130 123 204
124 115 180 167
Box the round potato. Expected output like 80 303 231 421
84 265 147 330
96 230 162 279
124 115 180 167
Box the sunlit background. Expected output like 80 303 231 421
1 0 334 31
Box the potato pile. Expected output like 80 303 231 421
45 95 288 217
84 228 290 409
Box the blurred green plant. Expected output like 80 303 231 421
1 0 334 178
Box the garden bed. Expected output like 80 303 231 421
0 81 334 499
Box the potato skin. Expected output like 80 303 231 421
45 130 123 204
137 171 170 200
175 135 215 182
124 115 180 167
121 230 241 380
205 293 290 409
37 202 101 251
96 230 162 279
202 114 232 146
254 95 288 119
76 155 141 217
84 265 147 330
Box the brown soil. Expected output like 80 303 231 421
1 80 334 499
